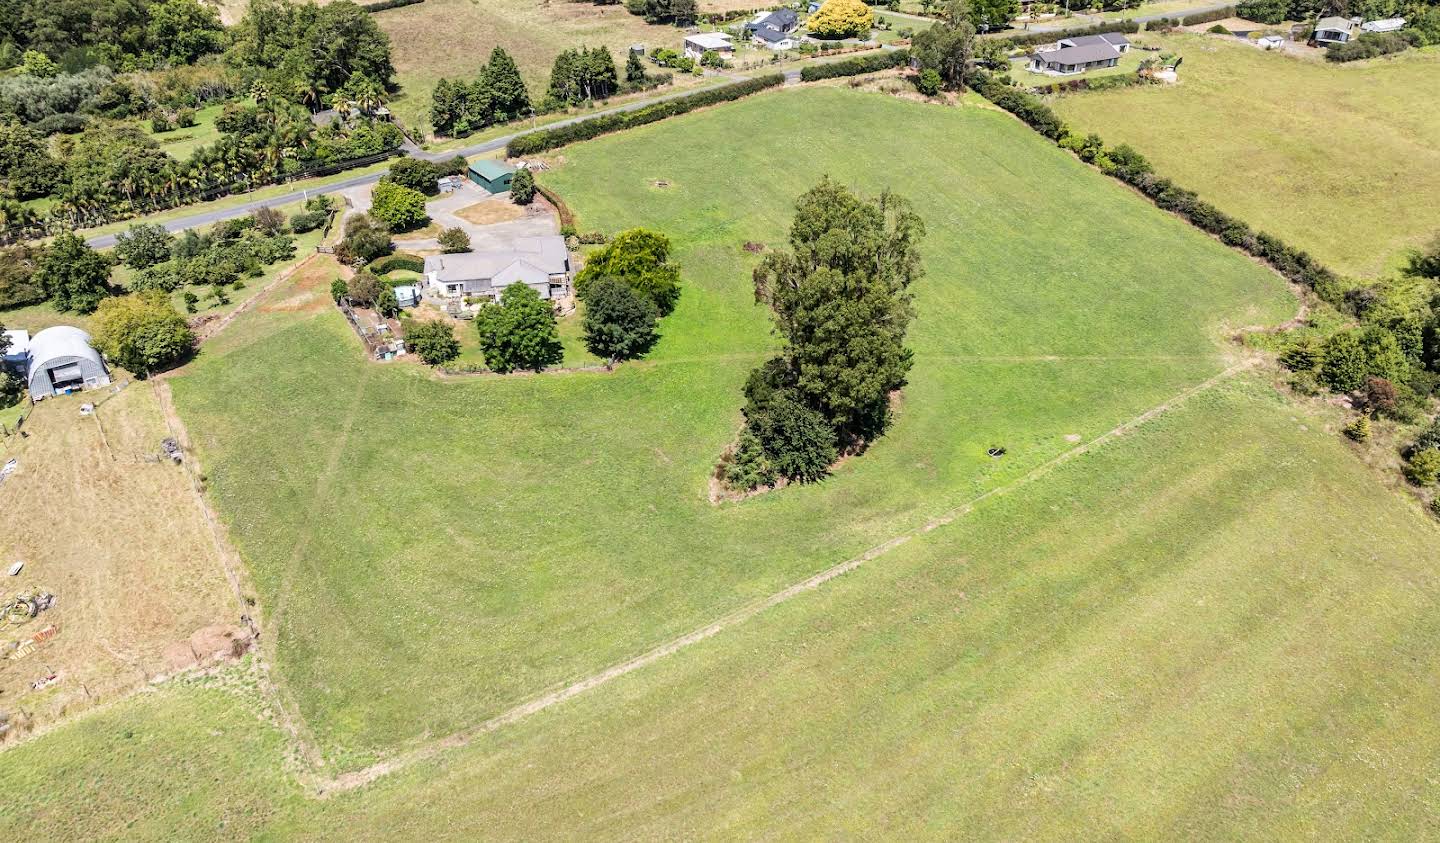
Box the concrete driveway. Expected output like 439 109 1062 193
392 182 560 252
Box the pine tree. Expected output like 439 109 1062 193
430 78 459 135
626 50 646 84
485 47 530 120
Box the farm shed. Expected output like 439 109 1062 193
468 159 517 194
25 326 110 401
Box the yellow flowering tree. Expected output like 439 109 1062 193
808 0 874 39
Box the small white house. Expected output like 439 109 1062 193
683 32 734 62
394 285 421 308
1361 17 1406 33
1312 16 1360 45
1257 35 1285 49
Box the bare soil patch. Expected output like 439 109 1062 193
454 200 528 227
264 254 347 314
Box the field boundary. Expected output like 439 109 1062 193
300 357 1258 796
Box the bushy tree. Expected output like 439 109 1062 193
1320 331 1368 393
35 231 111 313
752 177 924 443
145 0 225 64
335 213 393 264
1343 415 1371 442
92 291 195 376
330 277 348 302
406 318 460 364
808 0 874 39
0 121 63 200
438 227 471 253
510 167 536 205
370 180 429 232
719 428 776 491
375 286 399 318
915 69 942 96
346 271 383 306
581 277 659 365
574 228 682 315
252 206 287 235
743 365 839 483
912 5 977 89
115 223 175 270
474 282 564 373
1404 449 1440 487
387 157 441 196
626 51 647 83
0 244 46 309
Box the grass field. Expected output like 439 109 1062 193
143 102 227 162
7 372 1440 838
1051 35 1440 278
375 0 703 135
155 86 1295 775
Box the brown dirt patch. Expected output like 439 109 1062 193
0 386 239 739
264 254 347 314
454 200 527 226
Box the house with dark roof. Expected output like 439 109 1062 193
1028 32 1130 75
744 9 799 36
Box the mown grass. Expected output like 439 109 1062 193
7 377 1440 838
165 86 1292 770
1051 35 1440 277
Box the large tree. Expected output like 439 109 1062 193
581 277 659 365
911 3 978 89
0 121 63 200
807 0 874 39
474 282 564 373
405 319 460 365
35 231 111 313
752 177 925 444
574 228 682 316
92 291 195 376
115 222 176 270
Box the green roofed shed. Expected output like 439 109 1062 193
468 159 517 194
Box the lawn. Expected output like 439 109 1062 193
143 101 228 162
161 85 1293 773
7 372 1440 838
1051 34 1440 277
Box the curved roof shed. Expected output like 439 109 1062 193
27 326 110 400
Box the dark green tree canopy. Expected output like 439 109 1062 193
36 230 111 313
575 228 682 316
406 318 460 365
474 282 564 373
115 222 176 270
581 277 659 365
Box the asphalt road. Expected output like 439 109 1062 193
85 78 747 249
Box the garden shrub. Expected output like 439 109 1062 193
1403 449 1440 486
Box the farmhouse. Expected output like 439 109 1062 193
423 236 571 304
745 9 800 49
468 159 517 194
1312 16 1360 45
683 32 734 62
1029 33 1130 75
753 25 799 50
20 326 111 401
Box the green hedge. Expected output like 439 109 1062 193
799 49 911 82
369 253 426 274
1180 5 1236 25
1031 73 1145 95
1004 20 1140 48
360 0 423 11
506 75 785 157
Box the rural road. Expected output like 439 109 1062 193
84 77 748 249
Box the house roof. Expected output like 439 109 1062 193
424 235 569 283
1059 32 1130 48
468 159 516 181
755 25 793 43
26 326 103 384
1361 17 1405 31
762 9 799 29
1315 15 1357 32
493 260 550 288
2 329 29 360
1033 42 1122 66
685 32 734 50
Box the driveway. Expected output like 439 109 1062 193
391 183 559 253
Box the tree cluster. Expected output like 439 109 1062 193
546 46 620 108
624 0 699 25
225 0 395 111
405 318 460 365
92 290 195 375
575 228 682 317
0 0 224 71
721 178 925 491
430 48 531 137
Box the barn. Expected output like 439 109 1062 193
25 326 110 401
468 159 517 194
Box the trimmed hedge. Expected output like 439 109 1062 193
1180 5 1236 25
1004 20 1140 48
360 0 423 11
968 69 1349 313
369 253 426 274
1031 73 1145 95
799 49 911 82
507 75 786 157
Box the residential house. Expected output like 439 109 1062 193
745 8 800 38
683 32 735 62
1312 16 1360 45
1028 33 1130 75
423 236 572 307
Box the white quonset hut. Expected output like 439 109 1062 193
25 326 110 400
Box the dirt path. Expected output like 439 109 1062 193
306 357 1259 796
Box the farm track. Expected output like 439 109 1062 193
302 356 1260 796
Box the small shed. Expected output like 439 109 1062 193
468 159 517 194
26 326 110 401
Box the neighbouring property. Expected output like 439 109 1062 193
683 32 735 62
5 326 112 401
1361 17 1406 32
468 159 518 194
745 9 801 50
423 235 572 309
1028 33 1131 76
1312 16 1360 45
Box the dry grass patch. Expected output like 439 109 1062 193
263 254 346 314
454 200 528 226
0 387 238 738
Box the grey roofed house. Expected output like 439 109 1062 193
744 8 799 34
24 325 110 401
1029 42 1124 74
423 235 571 302
1059 32 1131 51
754 24 797 46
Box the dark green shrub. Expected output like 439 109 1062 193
799 49 910 82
